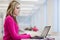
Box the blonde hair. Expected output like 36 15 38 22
6 0 20 23
6 0 20 16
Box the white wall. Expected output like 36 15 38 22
47 0 53 31
31 0 59 32
58 0 60 32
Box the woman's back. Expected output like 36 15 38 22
3 15 19 40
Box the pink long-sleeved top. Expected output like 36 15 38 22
3 15 31 40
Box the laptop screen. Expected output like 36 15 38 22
40 26 51 38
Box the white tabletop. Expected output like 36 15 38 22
19 30 42 37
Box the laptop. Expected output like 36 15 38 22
31 26 51 39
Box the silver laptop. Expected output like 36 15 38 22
31 26 51 39
40 26 51 38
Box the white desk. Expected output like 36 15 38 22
19 31 60 40
19 30 42 37
47 32 60 40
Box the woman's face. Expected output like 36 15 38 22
14 4 20 16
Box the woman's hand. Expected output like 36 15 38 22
24 27 32 31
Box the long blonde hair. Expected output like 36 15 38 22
6 0 20 23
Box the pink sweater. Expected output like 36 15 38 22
3 15 31 40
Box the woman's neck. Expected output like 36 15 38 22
13 14 16 17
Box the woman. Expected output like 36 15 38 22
3 0 31 40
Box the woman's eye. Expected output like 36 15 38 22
17 7 20 9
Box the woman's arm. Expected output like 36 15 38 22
6 16 31 39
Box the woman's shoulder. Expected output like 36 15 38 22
5 15 14 21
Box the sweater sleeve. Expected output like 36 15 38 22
6 17 31 39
